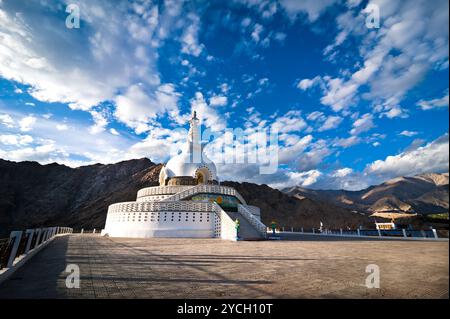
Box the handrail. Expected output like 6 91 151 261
0 227 73 271
238 204 267 238
160 184 247 205
136 185 194 199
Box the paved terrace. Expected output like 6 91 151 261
0 234 448 299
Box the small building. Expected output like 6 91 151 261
375 222 397 230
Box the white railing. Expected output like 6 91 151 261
108 201 215 214
238 204 267 238
160 184 247 205
272 227 443 240
212 203 237 241
244 205 261 218
0 227 73 282
136 185 194 199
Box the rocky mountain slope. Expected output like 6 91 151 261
0 158 161 236
0 158 377 236
283 173 449 215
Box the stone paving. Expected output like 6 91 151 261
0 234 447 299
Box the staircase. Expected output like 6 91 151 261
225 211 265 240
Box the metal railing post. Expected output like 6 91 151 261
432 229 438 239
35 228 42 247
7 231 23 268
24 229 35 254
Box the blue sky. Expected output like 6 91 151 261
0 0 448 190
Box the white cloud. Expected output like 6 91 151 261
278 134 313 164
180 13 204 57
399 130 418 137
296 138 331 170
380 105 408 119
190 92 226 131
19 115 36 132
307 111 325 121
128 126 187 163
0 140 68 163
109 128 120 136
209 95 228 107
350 113 374 135
312 169 371 191
274 32 287 43
115 84 180 133
332 167 353 178
0 114 14 128
89 111 108 135
241 17 252 28
279 0 338 22
417 93 449 110
334 135 360 148
56 124 69 131
271 110 308 134
297 76 322 90
319 0 449 115
258 77 269 86
0 134 33 145
0 1 162 112
320 77 358 112
285 170 322 187
365 134 449 180
251 24 264 42
0 108 139 167
318 115 343 132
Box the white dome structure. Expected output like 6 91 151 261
159 111 218 186
102 111 267 241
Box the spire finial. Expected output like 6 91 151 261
192 110 198 120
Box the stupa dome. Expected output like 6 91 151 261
159 111 218 186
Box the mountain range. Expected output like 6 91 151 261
283 173 449 217
0 158 448 237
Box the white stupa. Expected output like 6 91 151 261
159 111 218 186
102 112 267 240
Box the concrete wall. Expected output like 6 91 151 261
103 211 215 238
